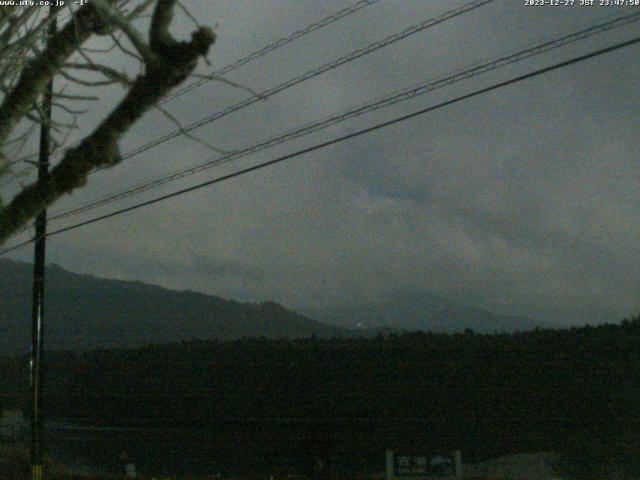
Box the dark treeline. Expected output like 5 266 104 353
2 318 640 477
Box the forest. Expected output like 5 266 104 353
2 317 640 477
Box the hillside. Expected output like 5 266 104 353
2 320 640 479
0 260 354 355
308 290 543 333
0 259 546 355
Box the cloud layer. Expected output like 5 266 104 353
6 0 640 327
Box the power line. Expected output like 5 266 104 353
41 10 640 225
107 0 495 166
0 0 382 178
2 35 638 257
5 0 490 180
0 0 488 185
160 0 381 104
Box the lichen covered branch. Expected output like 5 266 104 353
0 0 215 244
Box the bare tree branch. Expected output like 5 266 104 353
64 62 134 86
153 103 228 155
0 2 113 148
91 0 155 63
0 0 215 243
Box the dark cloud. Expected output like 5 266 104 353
5 0 640 327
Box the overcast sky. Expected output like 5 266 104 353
4 0 640 327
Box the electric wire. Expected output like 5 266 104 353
4 0 481 178
103 0 495 167
2 34 638 257
0 0 382 178
41 10 640 225
160 0 382 105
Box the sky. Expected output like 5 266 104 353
3 0 640 328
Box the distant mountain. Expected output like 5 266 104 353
0 260 545 355
304 290 544 334
0 260 355 355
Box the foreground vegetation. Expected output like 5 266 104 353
2 317 640 478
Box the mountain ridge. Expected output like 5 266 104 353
0 259 544 354
0 259 356 355
306 289 544 333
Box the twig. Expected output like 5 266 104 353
153 103 228 154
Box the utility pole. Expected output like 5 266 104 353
30 7 56 480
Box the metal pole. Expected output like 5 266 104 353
454 450 463 478
385 450 394 480
30 7 56 480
